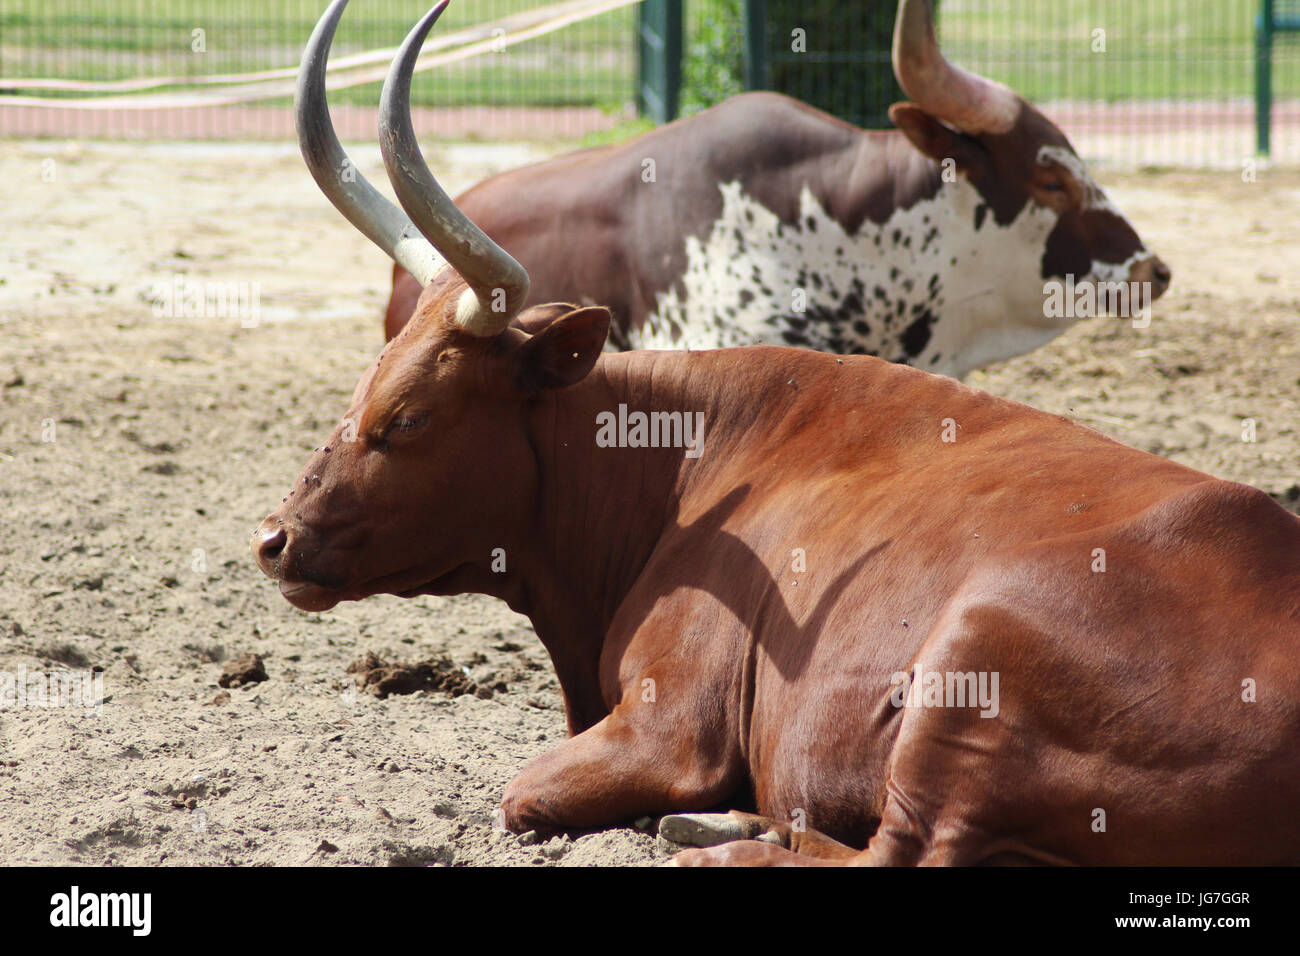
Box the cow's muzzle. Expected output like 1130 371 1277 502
1128 255 1172 302
251 519 344 611
253 524 287 573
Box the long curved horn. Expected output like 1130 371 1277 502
293 0 444 283
296 0 446 285
892 0 1019 136
379 1 530 337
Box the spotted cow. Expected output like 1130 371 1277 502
380 0 1169 379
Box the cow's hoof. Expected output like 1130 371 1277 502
658 812 750 847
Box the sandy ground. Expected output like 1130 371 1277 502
0 139 1297 867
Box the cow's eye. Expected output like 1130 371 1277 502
386 414 428 438
1040 180 1065 192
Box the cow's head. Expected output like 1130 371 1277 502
253 0 610 611
887 0 1168 359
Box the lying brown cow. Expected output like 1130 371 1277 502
256 0 1300 865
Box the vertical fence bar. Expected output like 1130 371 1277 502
743 0 768 90
1257 0 1274 156
638 0 683 122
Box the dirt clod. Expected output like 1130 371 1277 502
346 652 482 699
218 653 268 688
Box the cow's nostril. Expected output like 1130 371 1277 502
1154 261 1171 285
254 526 287 569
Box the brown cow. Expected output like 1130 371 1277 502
256 0 1300 865
381 0 1170 380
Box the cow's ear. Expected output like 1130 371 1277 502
889 103 983 173
512 306 611 392
515 302 577 335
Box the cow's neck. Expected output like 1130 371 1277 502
507 350 726 733
635 132 1061 377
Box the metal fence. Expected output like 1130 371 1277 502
939 0 1300 167
0 0 642 140
2 1 1297 166
675 0 1300 168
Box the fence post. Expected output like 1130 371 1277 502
1256 0 1273 156
744 0 769 90
637 0 683 123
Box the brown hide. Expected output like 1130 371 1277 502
257 280 1300 866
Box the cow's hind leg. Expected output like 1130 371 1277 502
661 800 987 866
660 810 861 862
669 841 848 866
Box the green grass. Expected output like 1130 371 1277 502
938 0 1300 102
0 0 637 109
576 114 654 146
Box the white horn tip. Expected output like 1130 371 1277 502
454 287 495 336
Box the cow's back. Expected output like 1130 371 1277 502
453 94 905 345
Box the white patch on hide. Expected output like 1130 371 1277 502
634 176 1136 379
